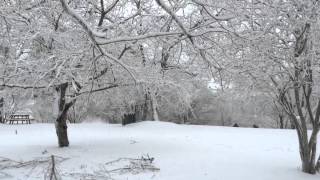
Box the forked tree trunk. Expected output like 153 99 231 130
300 139 317 174
286 22 320 174
285 100 320 174
301 127 319 174
301 139 316 174
289 91 320 174
55 83 76 147
302 159 316 174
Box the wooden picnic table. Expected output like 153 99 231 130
7 114 34 124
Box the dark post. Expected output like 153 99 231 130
0 98 3 123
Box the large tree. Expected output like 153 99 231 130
1 0 227 147
234 0 320 174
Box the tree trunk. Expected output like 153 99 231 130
142 91 159 121
302 158 316 174
315 155 320 172
293 116 319 174
220 111 224 126
279 115 284 129
55 110 69 147
0 98 3 123
300 130 318 174
151 93 159 121
55 82 75 147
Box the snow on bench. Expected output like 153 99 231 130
6 114 34 124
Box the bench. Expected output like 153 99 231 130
7 114 34 124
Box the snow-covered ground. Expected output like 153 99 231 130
0 121 319 180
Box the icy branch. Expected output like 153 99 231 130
59 0 106 38
0 83 47 89
98 32 185 45
59 0 137 83
155 0 191 37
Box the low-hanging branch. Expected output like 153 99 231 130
76 82 143 96
0 83 48 89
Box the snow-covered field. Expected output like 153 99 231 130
0 121 319 180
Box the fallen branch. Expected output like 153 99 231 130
67 155 159 179
104 155 159 175
0 155 68 179
45 155 62 180
0 156 68 170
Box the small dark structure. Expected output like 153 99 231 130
7 114 33 124
122 113 136 126
0 97 3 123
252 124 259 128
232 123 240 127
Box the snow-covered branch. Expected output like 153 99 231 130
97 31 184 45
0 83 47 89
59 0 137 83
155 0 192 39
